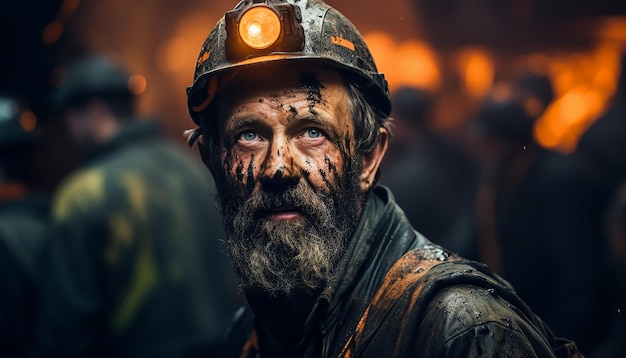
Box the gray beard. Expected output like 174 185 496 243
214 160 364 296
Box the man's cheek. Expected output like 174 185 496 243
307 154 343 191
225 154 257 189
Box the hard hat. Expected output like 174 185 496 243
50 55 135 113
0 94 37 149
187 0 391 126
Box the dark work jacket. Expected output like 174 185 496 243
35 120 240 358
0 189 50 357
221 186 582 357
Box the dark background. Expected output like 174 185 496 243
3 0 626 118
1 0 626 190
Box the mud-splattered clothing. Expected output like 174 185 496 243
35 120 239 358
220 186 582 357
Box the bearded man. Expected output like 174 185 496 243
185 0 584 357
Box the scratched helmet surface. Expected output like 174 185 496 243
187 0 390 125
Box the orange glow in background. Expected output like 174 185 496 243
364 31 441 92
534 19 626 153
455 48 495 99
57 1 626 155
127 74 147 96
19 111 37 132
42 21 64 45
367 17 626 154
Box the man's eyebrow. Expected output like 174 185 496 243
228 116 257 128
289 110 335 127
224 116 259 135
295 116 325 125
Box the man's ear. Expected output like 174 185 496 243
197 138 215 172
359 127 388 191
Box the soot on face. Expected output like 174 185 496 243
300 72 323 113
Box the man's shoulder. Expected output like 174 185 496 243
414 282 559 357
360 245 517 323
348 247 562 356
420 284 538 340
378 246 528 323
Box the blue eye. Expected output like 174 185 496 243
305 128 322 138
239 131 258 141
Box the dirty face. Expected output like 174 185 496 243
215 66 355 194
208 65 367 295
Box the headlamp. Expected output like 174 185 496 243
239 7 281 49
225 0 305 61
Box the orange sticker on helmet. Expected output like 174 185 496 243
331 36 355 51
197 51 210 68
191 76 219 112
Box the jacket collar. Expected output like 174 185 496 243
300 186 421 354
322 186 419 308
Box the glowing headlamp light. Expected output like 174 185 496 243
225 1 305 61
239 7 281 49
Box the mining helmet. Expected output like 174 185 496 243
187 0 391 126
0 94 38 150
50 55 135 113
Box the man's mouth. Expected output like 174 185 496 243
259 207 303 221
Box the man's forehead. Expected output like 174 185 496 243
219 63 346 98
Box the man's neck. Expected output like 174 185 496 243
246 288 321 356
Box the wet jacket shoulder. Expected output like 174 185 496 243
221 186 582 357
346 251 573 357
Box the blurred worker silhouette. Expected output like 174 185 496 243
466 71 614 356
602 181 626 358
34 55 240 358
380 86 479 253
571 51 626 357
0 94 51 357
576 52 626 190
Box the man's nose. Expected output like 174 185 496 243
259 139 299 187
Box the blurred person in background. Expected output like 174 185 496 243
572 51 626 357
34 55 239 358
465 71 614 356
0 94 51 357
380 86 479 254
576 52 626 191
604 183 626 358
